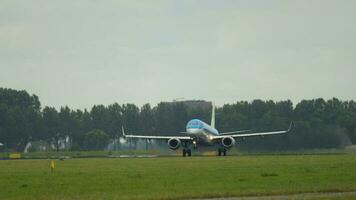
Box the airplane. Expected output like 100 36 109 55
122 104 293 156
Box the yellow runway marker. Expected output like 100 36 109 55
50 160 55 173
9 153 21 159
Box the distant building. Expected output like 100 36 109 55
171 100 212 110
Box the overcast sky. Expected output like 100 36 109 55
1 0 355 109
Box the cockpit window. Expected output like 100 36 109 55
187 120 202 129
189 121 199 126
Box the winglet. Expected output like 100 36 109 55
122 126 126 137
287 121 293 132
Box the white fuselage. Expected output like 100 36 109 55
186 119 219 143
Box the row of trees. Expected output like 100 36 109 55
0 88 356 151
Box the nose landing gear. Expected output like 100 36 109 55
192 140 198 150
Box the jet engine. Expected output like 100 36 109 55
221 136 235 149
168 138 181 150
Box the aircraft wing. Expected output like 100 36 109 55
219 130 251 135
212 122 293 139
123 134 191 140
122 127 192 140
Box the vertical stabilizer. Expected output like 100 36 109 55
211 103 215 129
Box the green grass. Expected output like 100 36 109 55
0 155 356 200
309 196 356 200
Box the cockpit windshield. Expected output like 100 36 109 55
186 120 203 129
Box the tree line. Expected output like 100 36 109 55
0 88 356 151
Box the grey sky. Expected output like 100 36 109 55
1 0 355 109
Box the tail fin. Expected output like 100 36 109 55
121 126 126 137
211 103 215 129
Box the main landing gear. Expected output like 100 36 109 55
182 148 192 157
218 148 227 156
181 140 192 157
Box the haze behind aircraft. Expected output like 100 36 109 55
123 104 292 156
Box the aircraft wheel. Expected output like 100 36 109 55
223 149 227 156
218 148 222 156
187 149 192 157
182 149 186 157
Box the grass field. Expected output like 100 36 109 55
1 154 356 200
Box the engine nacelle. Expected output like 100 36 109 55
168 138 181 150
221 136 235 149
